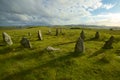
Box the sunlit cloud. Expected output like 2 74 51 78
0 0 118 26
102 4 115 9
90 13 120 26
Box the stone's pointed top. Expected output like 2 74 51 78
95 31 100 39
80 30 85 40
2 32 13 45
109 36 114 41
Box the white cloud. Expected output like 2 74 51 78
0 0 117 26
89 13 120 26
103 4 115 9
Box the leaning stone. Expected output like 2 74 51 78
38 30 43 40
80 30 85 40
102 36 114 49
74 37 85 53
94 31 100 39
46 46 60 52
20 37 32 48
2 32 13 45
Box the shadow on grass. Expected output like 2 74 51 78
53 41 76 46
95 57 110 64
88 48 107 58
85 38 102 42
0 45 29 55
0 46 14 54
0 48 45 64
85 36 109 42
2 52 82 80
88 48 111 64
115 49 120 56
0 43 5 46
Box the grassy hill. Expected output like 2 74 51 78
0 27 120 80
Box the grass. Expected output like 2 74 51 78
0 27 120 80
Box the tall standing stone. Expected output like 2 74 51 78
48 29 51 35
102 36 114 49
94 31 100 39
80 30 85 40
38 30 43 40
55 28 59 36
60 28 62 34
28 32 31 36
74 37 85 53
20 37 32 48
2 32 13 45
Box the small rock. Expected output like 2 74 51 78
46 46 60 51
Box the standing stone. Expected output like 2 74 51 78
60 28 62 34
2 32 13 45
20 37 32 48
60 28 65 35
48 29 51 35
38 30 43 40
102 36 114 49
94 31 100 39
80 30 85 40
28 32 31 36
74 37 85 53
55 28 59 36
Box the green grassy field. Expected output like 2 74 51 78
0 27 120 80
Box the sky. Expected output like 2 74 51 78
0 0 120 26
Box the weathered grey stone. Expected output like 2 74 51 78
74 37 84 53
38 30 43 40
102 36 114 49
48 29 51 35
20 37 32 48
80 30 85 40
28 32 31 36
46 46 60 52
55 28 59 36
60 28 65 35
2 32 13 45
60 28 62 34
94 31 100 39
